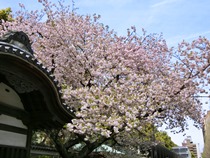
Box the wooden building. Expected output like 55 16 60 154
0 31 74 158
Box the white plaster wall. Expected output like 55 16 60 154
0 82 24 109
0 115 27 129
0 83 28 147
0 130 27 147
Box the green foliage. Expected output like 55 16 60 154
155 131 177 150
32 130 54 146
136 124 177 150
191 152 196 158
0 8 13 21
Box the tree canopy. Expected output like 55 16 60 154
155 131 177 150
0 0 208 157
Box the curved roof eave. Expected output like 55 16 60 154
0 31 74 129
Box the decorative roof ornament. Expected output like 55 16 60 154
0 31 34 55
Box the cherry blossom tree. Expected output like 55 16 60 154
0 0 208 157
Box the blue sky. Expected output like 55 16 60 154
2 0 210 152
2 0 210 46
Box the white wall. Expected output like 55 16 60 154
0 82 27 147
0 114 27 129
0 130 27 147
0 82 24 109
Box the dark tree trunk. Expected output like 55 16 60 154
49 130 109 158
49 130 72 158
53 139 72 158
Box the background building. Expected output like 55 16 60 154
172 146 191 158
203 111 210 158
182 136 201 158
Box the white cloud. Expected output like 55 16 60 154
151 0 180 8
167 30 210 46
144 0 183 29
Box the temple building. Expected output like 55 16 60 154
0 31 74 158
